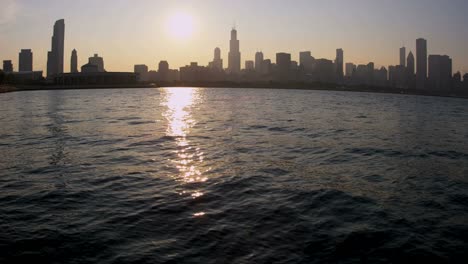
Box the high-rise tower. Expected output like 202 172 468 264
255 51 264 72
211 47 223 70
47 19 65 77
71 49 78 73
335 49 344 80
416 38 427 89
19 49 33 72
407 51 415 75
228 28 241 74
400 47 406 67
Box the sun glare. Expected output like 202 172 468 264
166 12 195 39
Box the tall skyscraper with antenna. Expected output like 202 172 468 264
228 28 241 74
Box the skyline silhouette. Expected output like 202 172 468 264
1 0 468 74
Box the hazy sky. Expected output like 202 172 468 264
1 0 468 74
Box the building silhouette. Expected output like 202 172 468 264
228 28 241 74
335 49 344 81
134 64 148 73
276 53 291 80
19 49 33 72
245 60 254 71
315 59 335 83
407 51 415 75
299 51 315 73
261 59 272 75
81 63 98 73
3 60 13 73
89 54 105 72
47 19 65 77
416 38 427 89
428 55 452 91
210 47 223 70
71 49 78 73
255 51 264 73
134 64 148 82
345 63 356 78
400 47 406 67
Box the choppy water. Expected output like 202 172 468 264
1 88 468 263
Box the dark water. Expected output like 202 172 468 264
1 88 468 263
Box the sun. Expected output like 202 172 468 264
166 12 195 39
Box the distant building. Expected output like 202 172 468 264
5 71 43 84
55 72 137 86
353 63 375 85
389 65 407 88
335 49 344 81
400 47 406 67
374 67 388 85
210 47 223 70
134 64 148 74
71 49 78 73
407 51 415 75
261 59 272 75
245 60 254 71
89 54 105 72
255 52 264 73
453 72 462 90
276 53 291 80
134 64 149 82
180 62 211 82
19 49 33 72
158 61 170 81
3 60 13 73
345 63 356 77
291 61 298 70
315 59 334 83
463 73 468 89
81 63 99 73
428 55 452 91
228 28 241 74
299 51 315 73
47 19 65 77
416 38 427 89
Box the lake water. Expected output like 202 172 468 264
1 88 468 263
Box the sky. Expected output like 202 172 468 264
1 0 468 74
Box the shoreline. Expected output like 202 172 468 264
1 83 467 99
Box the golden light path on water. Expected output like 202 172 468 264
160 87 207 217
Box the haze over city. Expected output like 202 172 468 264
1 0 468 74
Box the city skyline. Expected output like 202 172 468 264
1 0 468 74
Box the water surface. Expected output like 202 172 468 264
1 88 468 263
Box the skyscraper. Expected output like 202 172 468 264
211 47 223 70
407 51 415 75
335 49 344 80
245 60 254 71
3 60 13 73
345 63 356 77
416 38 427 89
71 49 78 73
228 28 241 74
299 51 315 73
89 54 105 72
47 19 65 77
400 47 406 67
255 51 264 72
276 52 291 80
428 55 452 91
19 49 33 72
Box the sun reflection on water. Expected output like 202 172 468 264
161 87 208 196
